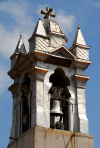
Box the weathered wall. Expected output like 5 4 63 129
8 126 94 148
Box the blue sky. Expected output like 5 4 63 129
0 0 99 147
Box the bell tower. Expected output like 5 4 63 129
8 7 94 148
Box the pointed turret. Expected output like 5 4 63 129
70 25 90 60
15 33 26 53
72 25 86 46
32 18 47 37
28 18 49 52
10 33 26 69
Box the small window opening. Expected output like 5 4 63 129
21 74 30 134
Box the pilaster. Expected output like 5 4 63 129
28 66 49 128
9 83 21 139
72 74 90 134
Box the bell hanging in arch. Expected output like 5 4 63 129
50 100 63 116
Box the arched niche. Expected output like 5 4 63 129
49 68 71 130
21 73 31 134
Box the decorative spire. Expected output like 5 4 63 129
41 7 56 20
15 33 26 53
72 24 86 46
32 18 47 37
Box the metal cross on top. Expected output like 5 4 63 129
41 7 56 20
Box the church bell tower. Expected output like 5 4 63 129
7 7 94 148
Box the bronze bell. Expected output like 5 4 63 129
50 100 63 116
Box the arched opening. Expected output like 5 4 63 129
49 68 71 130
21 73 30 133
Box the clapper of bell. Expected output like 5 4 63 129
50 100 63 116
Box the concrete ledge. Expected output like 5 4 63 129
7 126 94 148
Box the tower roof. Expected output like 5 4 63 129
41 7 68 42
15 33 26 53
32 18 47 37
72 25 86 46
43 20 68 42
43 20 64 34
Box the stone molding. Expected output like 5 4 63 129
8 83 21 97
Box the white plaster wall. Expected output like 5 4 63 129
10 95 21 139
76 68 84 75
77 88 88 134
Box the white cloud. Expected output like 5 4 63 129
94 1 100 7
0 1 34 29
0 1 35 59
55 10 76 35
0 24 30 58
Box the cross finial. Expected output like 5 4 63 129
41 7 56 20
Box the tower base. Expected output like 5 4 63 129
7 126 94 148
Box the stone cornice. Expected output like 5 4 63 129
72 74 90 88
73 58 91 70
34 66 48 74
69 43 90 51
28 66 48 81
8 49 91 79
74 74 90 81
8 83 21 96
34 50 73 67
10 52 19 59
28 34 50 42
48 32 68 42
8 52 37 79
